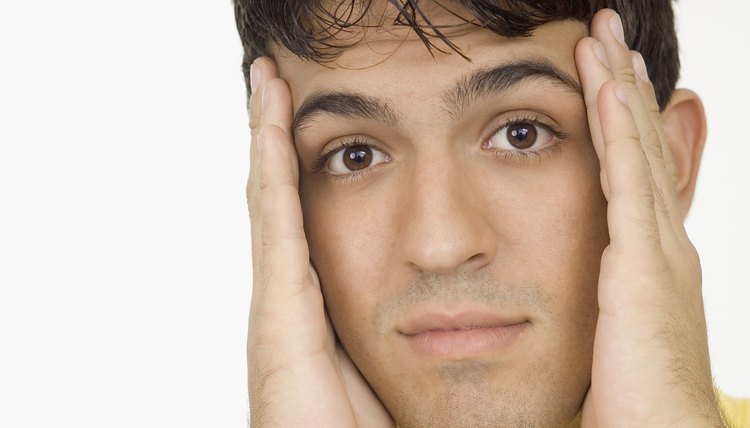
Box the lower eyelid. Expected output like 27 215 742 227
321 161 385 183
489 140 563 165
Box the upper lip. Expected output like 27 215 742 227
397 308 528 336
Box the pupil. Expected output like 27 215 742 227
507 123 537 149
511 128 528 140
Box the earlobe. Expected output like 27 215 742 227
660 88 707 221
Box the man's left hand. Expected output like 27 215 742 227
575 8 724 427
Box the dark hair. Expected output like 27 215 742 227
233 0 679 109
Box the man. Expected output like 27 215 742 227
234 0 749 426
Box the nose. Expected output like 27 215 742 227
397 153 497 275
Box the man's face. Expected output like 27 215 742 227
274 10 609 427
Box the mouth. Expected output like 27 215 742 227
398 310 530 357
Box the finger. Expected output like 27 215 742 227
630 51 684 236
591 10 681 228
258 123 310 296
249 57 279 132
575 36 616 199
258 77 300 294
630 51 679 187
259 77 297 183
598 80 662 257
248 56 280 202
247 57 279 275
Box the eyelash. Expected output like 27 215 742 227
313 114 569 183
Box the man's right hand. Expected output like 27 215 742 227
246 56 395 427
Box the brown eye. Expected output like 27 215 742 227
343 146 373 171
485 121 554 152
506 123 537 149
326 142 389 176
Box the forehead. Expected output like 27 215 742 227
273 18 588 113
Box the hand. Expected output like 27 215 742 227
246 57 394 427
575 9 724 427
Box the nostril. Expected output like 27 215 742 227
467 253 485 263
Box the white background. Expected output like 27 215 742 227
0 1 747 427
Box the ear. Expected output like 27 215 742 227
660 88 707 222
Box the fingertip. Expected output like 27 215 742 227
608 13 627 47
598 80 623 106
589 8 618 39
249 57 281 123
597 80 635 131
253 56 280 80
575 37 601 66
575 36 597 54
576 37 615 109
592 41 609 68
259 77 294 133
250 62 261 94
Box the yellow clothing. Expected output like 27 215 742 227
562 392 750 427
720 392 750 428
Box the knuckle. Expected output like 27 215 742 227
634 189 656 206
261 226 307 245
249 114 261 132
614 67 638 86
645 99 661 116
248 94 262 130
617 135 643 148
258 192 307 240
259 171 296 193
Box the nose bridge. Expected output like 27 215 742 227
398 149 495 274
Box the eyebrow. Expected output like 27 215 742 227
291 57 582 136
292 92 399 136
442 57 582 119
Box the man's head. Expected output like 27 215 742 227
235 1 704 426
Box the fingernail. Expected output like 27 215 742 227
609 14 627 46
615 84 628 105
593 42 609 68
632 53 650 82
250 63 260 94
262 86 269 112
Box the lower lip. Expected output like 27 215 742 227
403 322 529 357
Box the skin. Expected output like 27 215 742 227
246 6 720 428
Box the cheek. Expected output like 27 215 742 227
509 168 608 277
298 179 396 341
477 137 608 310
